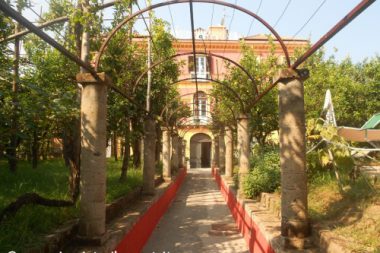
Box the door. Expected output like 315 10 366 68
201 142 211 167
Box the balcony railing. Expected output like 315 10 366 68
190 72 210 81
183 115 210 126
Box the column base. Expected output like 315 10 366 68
75 232 109 246
164 176 172 182
142 189 155 196
281 235 314 250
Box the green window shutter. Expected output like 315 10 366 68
206 56 211 73
188 56 194 72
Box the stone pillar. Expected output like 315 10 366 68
237 114 250 196
76 72 108 240
219 128 226 173
162 127 171 179
225 126 234 178
142 115 156 195
182 139 187 169
212 134 219 168
277 68 310 249
178 136 183 168
171 132 179 173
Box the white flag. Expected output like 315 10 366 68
322 89 337 126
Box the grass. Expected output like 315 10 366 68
0 158 142 252
308 171 380 252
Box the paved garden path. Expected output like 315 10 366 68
143 168 249 253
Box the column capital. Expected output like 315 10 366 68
76 72 111 85
161 126 170 132
225 126 233 132
274 68 309 83
238 113 249 121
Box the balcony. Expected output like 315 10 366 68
190 72 211 81
185 115 211 126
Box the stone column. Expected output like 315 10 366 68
162 127 171 180
76 72 108 241
237 114 250 197
142 115 156 195
219 128 226 173
182 139 187 169
212 134 219 168
178 136 183 168
225 126 234 178
171 132 179 173
277 68 310 249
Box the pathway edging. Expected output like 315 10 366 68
212 168 276 253
116 168 187 253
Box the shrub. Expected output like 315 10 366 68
243 147 280 198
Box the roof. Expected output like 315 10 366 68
361 113 380 129
241 34 308 42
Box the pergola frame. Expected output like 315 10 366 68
0 0 376 249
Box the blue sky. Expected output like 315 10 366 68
22 0 380 62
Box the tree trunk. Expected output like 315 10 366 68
113 132 118 161
62 118 81 202
131 116 142 169
0 144 4 159
31 129 39 169
41 139 48 160
7 23 20 173
132 138 141 169
120 119 130 182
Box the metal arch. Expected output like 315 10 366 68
176 116 215 138
2 0 374 74
0 1 120 43
162 77 245 112
166 103 225 125
176 114 214 126
160 92 237 121
94 0 291 69
132 51 259 96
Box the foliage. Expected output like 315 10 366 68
0 9 15 156
243 146 281 198
306 119 355 184
212 40 282 144
303 50 380 128
308 170 379 252
106 159 142 202
0 159 142 251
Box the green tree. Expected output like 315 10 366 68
303 50 380 127
212 41 282 145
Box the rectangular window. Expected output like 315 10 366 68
188 55 211 80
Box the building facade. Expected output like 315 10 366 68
173 25 308 168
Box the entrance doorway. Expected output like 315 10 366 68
190 133 212 168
